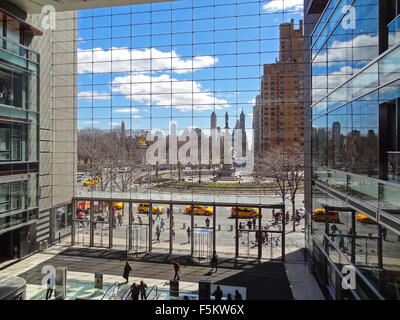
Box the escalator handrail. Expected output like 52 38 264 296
146 285 158 300
101 281 120 300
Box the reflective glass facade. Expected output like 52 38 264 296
305 0 400 299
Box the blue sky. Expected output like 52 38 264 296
76 0 304 132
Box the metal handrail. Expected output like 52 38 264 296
314 229 385 300
101 281 120 300
146 284 158 300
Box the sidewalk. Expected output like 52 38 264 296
284 249 325 300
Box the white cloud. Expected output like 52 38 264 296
77 47 217 74
112 73 230 112
80 120 100 125
114 107 140 114
263 0 303 13
78 91 110 100
132 115 143 119
109 122 121 126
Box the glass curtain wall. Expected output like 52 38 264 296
55 1 305 257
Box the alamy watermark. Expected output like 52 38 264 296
145 122 254 174
341 5 357 30
41 5 56 30
341 264 356 290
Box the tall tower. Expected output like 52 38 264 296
211 111 217 129
240 109 245 130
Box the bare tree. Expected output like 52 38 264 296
257 144 304 231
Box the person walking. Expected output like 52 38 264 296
213 285 223 301
234 289 243 300
166 207 170 219
122 261 132 284
186 226 191 243
205 217 210 228
139 280 148 300
285 211 290 224
130 283 139 300
173 260 180 281
160 218 165 232
45 274 54 300
252 218 256 229
138 215 142 225
155 225 161 242
210 250 218 273
247 220 252 230
117 213 122 227
171 226 176 239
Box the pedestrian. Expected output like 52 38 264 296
247 220 252 230
205 217 210 228
45 274 54 300
117 213 122 227
113 214 117 229
338 230 345 250
286 211 290 224
167 207 170 218
139 280 148 300
227 293 233 300
130 283 139 300
213 285 223 301
210 250 218 273
272 209 276 220
234 289 243 300
171 226 176 239
187 226 191 243
155 225 161 242
173 260 180 281
122 261 132 284
252 218 256 229
161 218 165 232
138 216 142 225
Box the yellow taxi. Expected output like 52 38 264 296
83 177 100 186
356 213 376 224
312 208 340 223
231 207 261 218
138 203 165 214
185 205 214 216
106 202 124 210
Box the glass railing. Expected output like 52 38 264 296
388 14 400 50
388 152 400 183
314 166 400 215
312 228 384 300
0 35 39 73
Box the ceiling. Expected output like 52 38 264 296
9 0 173 14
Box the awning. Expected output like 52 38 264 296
0 8 43 36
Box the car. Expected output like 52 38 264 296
185 205 214 215
83 177 100 186
106 202 124 210
231 207 261 218
137 203 165 214
356 213 376 224
311 208 340 223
